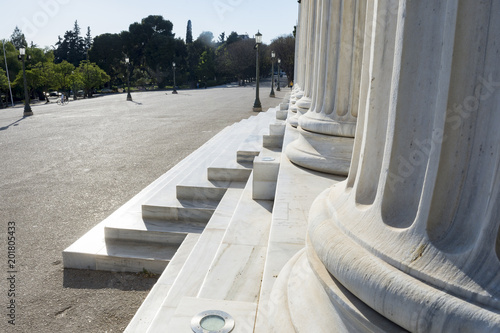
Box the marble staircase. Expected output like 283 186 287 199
63 107 280 275
122 100 292 332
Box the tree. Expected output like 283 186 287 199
197 31 214 47
226 31 242 45
0 41 21 85
218 32 225 45
0 68 9 92
88 33 124 86
10 27 26 49
84 27 93 52
14 66 44 98
53 60 75 93
54 21 86 66
123 15 181 88
77 60 110 98
216 38 255 83
186 20 193 44
269 34 295 83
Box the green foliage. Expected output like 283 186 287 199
225 31 241 45
3 15 291 99
0 41 21 83
88 33 124 86
269 34 295 82
0 68 9 92
53 60 75 92
76 60 110 97
10 27 26 49
54 21 89 66
197 31 214 47
186 20 193 44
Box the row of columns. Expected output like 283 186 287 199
286 0 363 175
273 0 500 331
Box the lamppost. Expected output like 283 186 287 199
253 31 262 112
172 62 178 94
125 57 132 101
19 48 32 116
71 70 77 100
270 51 275 97
277 58 281 91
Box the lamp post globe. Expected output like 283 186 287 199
125 57 132 101
270 51 275 97
253 31 262 112
19 48 33 116
172 62 177 94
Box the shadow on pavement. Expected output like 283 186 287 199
63 268 158 291
0 117 28 131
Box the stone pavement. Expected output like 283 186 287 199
0 82 287 333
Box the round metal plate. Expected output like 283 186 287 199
191 310 235 333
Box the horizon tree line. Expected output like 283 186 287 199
0 16 295 106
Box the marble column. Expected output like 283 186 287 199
288 0 308 116
288 0 317 126
272 0 500 331
286 0 366 175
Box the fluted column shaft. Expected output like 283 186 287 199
289 0 317 123
305 0 500 331
286 0 366 175
289 0 310 115
299 0 365 137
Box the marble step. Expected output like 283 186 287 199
207 160 253 182
93 239 179 274
253 123 343 331
176 178 245 201
124 233 200 333
142 197 218 222
196 173 273 303
144 187 246 332
205 109 277 180
140 122 249 211
63 123 243 273
237 134 263 163
104 211 207 246
143 116 267 216
263 134 284 149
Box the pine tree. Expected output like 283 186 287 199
84 27 93 52
186 20 193 44
54 21 86 66
10 26 27 49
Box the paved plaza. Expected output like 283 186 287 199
0 82 286 332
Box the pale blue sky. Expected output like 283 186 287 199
1 0 298 48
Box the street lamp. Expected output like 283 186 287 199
253 31 262 112
71 70 77 100
19 48 33 116
125 57 132 101
172 62 177 94
277 58 281 91
270 51 275 97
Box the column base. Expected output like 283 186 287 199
299 112 357 137
285 128 353 175
303 187 500 333
267 247 404 332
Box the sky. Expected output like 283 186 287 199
1 0 299 48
